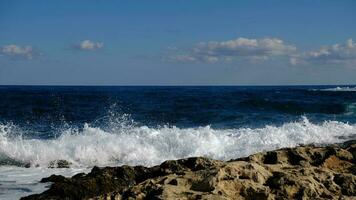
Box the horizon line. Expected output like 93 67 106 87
1 84 356 87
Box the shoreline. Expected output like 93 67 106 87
21 140 356 199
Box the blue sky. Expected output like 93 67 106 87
0 0 356 85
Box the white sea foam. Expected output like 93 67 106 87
318 86 356 92
1 117 356 199
0 166 88 200
1 117 356 168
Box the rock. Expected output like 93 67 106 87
286 148 307 165
336 148 354 161
265 171 288 190
323 155 353 173
263 151 278 164
0 155 31 168
190 176 215 192
241 186 270 200
334 174 356 196
167 179 178 185
48 160 72 168
21 140 356 200
40 175 66 183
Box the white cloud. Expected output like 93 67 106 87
292 39 356 67
169 55 197 62
170 37 297 63
1 44 35 60
75 40 104 51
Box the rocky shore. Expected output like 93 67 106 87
21 140 356 200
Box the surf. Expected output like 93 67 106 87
1 116 356 168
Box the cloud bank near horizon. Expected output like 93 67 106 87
1 38 355 69
291 39 356 67
168 37 356 68
168 37 297 64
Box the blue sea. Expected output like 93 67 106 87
1 85 356 199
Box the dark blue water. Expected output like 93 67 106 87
1 85 356 139
2 85 356 200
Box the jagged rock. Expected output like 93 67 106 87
21 140 356 200
334 173 356 196
287 148 307 165
40 175 66 183
48 160 72 168
0 154 31 167
241 186 270 200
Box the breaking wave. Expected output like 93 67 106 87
318 86 356 92
1 116 356 168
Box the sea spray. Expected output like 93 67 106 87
1 116 356 168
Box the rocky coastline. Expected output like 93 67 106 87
21 140 356 200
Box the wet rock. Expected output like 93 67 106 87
0 155 31 168
72 172 86 179
48 160 72 168
21 140 356 200
40 175 66 183
334 174 356 196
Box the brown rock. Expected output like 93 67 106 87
21 140 356 200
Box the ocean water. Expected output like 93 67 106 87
1 85 356 199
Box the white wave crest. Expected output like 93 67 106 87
318 86 356 92
1 117 356 168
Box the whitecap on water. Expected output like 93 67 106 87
317 86 356 92
1 116 356 199
1 116 356 168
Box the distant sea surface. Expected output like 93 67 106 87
1 85 356 199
